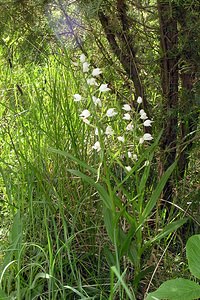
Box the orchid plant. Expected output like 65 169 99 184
54 54 186 296
73 53 154 174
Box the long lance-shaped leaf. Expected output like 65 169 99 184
67 169 113 210
111 266 136 300
141 161 177 224
143 218 188 251
48 147 97 174
68 169 115 241
113 131 163 193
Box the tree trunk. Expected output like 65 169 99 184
98 0 149 115
157 1 179 203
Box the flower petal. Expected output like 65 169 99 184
122 104 131 111
83 62 90 73
92 68 102 77
106 108 117 117
73 94 82 101
123 113 131 120
80 54 86 63
92 141 101 152
99 84 110 92
125 166 132 172
79 109 91 118
137 96 142 104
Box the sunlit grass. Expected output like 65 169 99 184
0 49 187 299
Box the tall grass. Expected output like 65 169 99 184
0 49 187 299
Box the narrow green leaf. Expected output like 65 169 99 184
103 206 115 242
68 169 113 210
142 161 177 222
145 218 188 247
113 131 163 192
111 266 136 300
186 234 200 280
104 247 116 266
64 285 88 298
48 148 97 174
2 211 22 270
138 153 153 196
0 288 11 300
30 272 51 289
145 278 200 300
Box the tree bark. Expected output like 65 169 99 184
157 1 179 203
98 0 149 115
176 4 200 177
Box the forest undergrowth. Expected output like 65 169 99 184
0 46 200 300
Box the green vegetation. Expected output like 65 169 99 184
146 235 200 300
0 1 200 299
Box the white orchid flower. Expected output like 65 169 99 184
117 136 125 143
122 104 131 111
139 133 153 144
79 109 90 118
80 54 86 63
83 62 90 73
105 126 114 136
125 166 132 172
87 78 98 86
92 96 102 107
99 84 110 92
92 141 101 152
137 96 142 104
92 68 102 77
123 113 131 120
140 112 148 120
106 108 117 117
143 119 153 126
126 123 134 131
73 94 82 101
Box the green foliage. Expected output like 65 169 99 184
146 279 200 300
186 235 200 280
0 0 51 65
0 0 200 298
55 135 187 295
146 235 200 300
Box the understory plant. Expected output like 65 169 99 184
0 50 189 299
145 234 200 300
50 54 188 298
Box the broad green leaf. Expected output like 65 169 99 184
186 234 200 279
141 161 177 223
145 278 200 300
144 218 188 247
67 169 113 210
120 226 138 257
